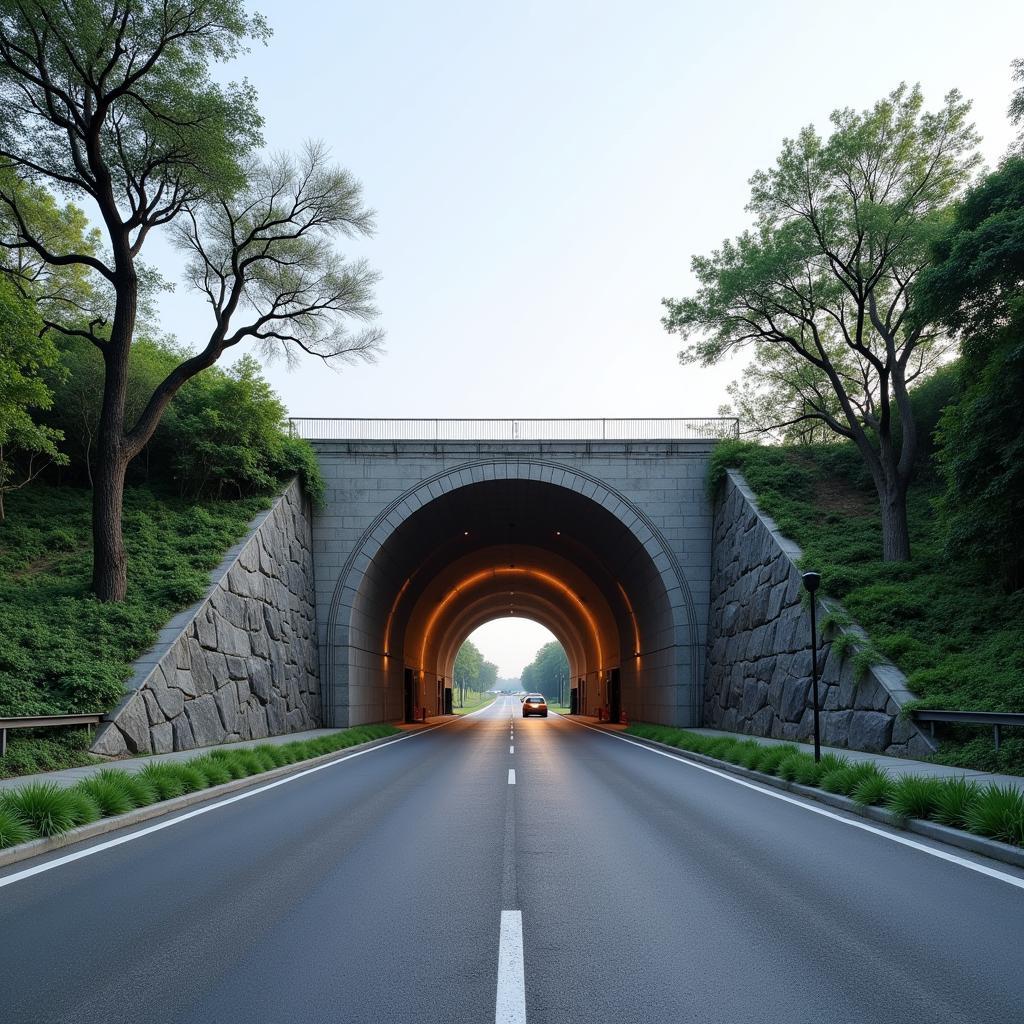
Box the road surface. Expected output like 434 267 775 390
1 696 1022 1023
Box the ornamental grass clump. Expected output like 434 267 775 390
852 772 894 807
191 756 233 787
77 772 135 817
0 806 34 848
210 750 250 780
755 745 800 776
120 772 159 808
138 763 186 800
965 785 1024 846
821 761 882 797
886 776 946 821
777 753 809 782
175 763 210 794
1 783 80 837
933 777 981 830
67 790 102 827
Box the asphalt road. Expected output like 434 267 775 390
2 696 1023 1023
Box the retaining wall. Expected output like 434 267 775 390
703 471 935 758
91 479 320 756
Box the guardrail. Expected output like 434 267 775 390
0 714 105 757
288 417 740 441
910 709 1024 751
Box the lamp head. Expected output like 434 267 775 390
801 571 821 594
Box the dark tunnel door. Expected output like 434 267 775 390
608 668 621 724
404 668 415 723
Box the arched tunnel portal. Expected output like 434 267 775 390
324 462 704 727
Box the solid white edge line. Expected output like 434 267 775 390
564 718 1024 892
508 769 516 785
0 720 457 890
495 910 526 1024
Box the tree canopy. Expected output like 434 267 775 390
0 1 381 600
663 85 980 560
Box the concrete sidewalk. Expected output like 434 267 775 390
0 722 431 793
572 716 1024 793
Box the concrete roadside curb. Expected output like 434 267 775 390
0 731 407 872
594 728 1024 872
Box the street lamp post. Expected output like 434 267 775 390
801 571 822 763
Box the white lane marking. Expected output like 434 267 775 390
495 910 526 1024
0 723 453 890
508 769 516 785
566 719 1024 891
510 745 515 754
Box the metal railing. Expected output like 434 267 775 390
0 713 105 757
910 709 1024 751
289 417 740 441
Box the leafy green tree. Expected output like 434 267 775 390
663 86 980 561
914 146 1024 589
0 278 67 519
454 640 483 707
521 641 569 702
0 1 381 601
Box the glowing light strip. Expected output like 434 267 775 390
616 581 642 657
419 567 604 671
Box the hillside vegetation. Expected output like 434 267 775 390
710 439 1024 773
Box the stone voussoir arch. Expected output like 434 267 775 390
324 457 701 706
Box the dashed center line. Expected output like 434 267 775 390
495 910 526 1024
508 769 516 785
510 745 514 754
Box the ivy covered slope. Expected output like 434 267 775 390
710 440 1024 768
0 484 269 720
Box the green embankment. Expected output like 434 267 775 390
626 724 1024 848
0 484 268 776
453 691 494 714
711 441 1024 774
0 724 400 851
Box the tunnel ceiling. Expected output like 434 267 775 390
351 478 673 684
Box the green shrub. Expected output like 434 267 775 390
851 772 894 806
66 789 102 827
138 763 186 800
777 753 808 781
175 763 210 794
120 772 159 808
210 750 250 780
820 761 879 796
964 785 1024 846
0 783 80 836
755 745 800 775
77 772 135 817
250 746 280 772
886 776 946 820
932 777 981 829
190 756 233 787
0 806 34 848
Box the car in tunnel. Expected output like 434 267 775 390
522 694 548 718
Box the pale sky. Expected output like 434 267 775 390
137 0 1024 671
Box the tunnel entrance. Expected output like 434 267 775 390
324 463 700 728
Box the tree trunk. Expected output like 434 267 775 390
91 273 137 601
91 447 129 600
879 479 911 562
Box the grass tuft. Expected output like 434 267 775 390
964 785 1024 846
0 806 34 848
886 776 946 820
138 763 186 801
77 772 135 817
933 777 981 829
852 773 894 807
0 783 81 837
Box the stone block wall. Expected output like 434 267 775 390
703 471 934 758
91 478 320 756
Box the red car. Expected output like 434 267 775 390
522 694 548 718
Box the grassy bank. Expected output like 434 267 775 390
0 724 399 851
711 441 1024 774
0 484 269 720
628 723 1024 848
453 691 494 714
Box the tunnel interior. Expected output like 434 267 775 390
329 477 692 726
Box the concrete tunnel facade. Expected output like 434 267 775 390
312 442 717 728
